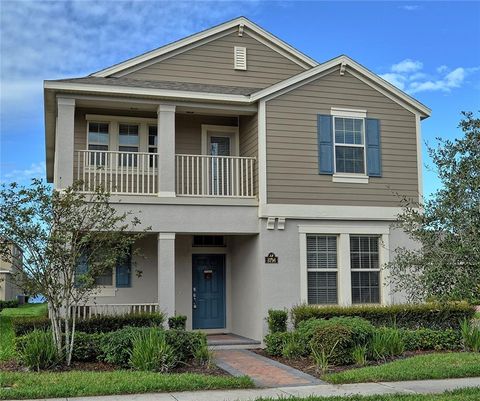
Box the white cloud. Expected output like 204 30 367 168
399 5 420 11
1 162 46 184
380 60 480 94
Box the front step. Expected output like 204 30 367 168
207 333 261 350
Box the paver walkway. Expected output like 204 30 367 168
214 349 323 387
13 377 480 401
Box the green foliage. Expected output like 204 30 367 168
388 112 480 303
17 329 59 371
352 345 368 366
264 332 292 356
281 333 304 359
193 337 213 367
311 338 339 374
369 328 405 361
266 309 288 333
291 302 475 330
460 319 480 352
400 328 463 351
71 332 105 362
310 324 352 366
164 329 207 362
12 312 165 336
0 299 19 311
168 315 187 330
129 328 177 372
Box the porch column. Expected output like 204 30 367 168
157 233 175 318
157 104 176 197
54 97 75 189
337 233 352 306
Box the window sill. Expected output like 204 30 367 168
332 174 369 184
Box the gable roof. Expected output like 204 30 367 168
251 55 431 118
91 16 318 78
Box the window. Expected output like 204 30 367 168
95 268 113 286
306 235 338 304
350 236 380 304
119 124 139 166
148 125 158 167
192 235 225 247
88 122 109 165
334 117 365 174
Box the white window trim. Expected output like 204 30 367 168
299 224 391 306
201 124 240 156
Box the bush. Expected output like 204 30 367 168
369 328 404 361
291 302 475 330
129 328 177 372
164 329 206 362
264 332 292 356
13 312 165 336
0 299 19 311
310 324 354 366
72 332 105 362
267 309 288 334
400 328 463 351
282 333 304 359
17 330 59 371
460 319 480 352
168 315 187 330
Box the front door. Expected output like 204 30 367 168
192 254 226 330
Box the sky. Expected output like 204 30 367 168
1 0 479 198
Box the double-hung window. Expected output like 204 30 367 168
350 235 380 303
119 124 139 167
306 235 338 304
334 117 365 174
88 122 109 166
148 125 158 167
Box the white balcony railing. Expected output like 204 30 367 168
176 154 255 198
71 303 159 319
76 150 158 195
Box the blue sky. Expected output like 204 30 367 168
1 0 479 198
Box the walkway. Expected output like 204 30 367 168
17 377 480 401
214 349 323 387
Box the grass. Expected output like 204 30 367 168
0 303 47 361
0 371 253 399
324 352 480 384
254 388 480 401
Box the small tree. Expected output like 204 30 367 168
0 179 146 365
388 112 480 303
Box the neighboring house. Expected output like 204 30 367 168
0 243 23 301
43 17 430 341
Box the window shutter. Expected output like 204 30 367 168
234 46 247 70
317 115 334 174
365 118 382 177
75 254 88 287
116 252 131 288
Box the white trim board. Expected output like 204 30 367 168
91 17 317 77
201 125 240 156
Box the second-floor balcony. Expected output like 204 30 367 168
76 149 256 198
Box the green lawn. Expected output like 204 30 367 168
255 388 480 401
0 371 253 400
0 303 47 361
324 352 480 384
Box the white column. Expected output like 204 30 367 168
380 233 392 305
157 233 175 318
157 104 176 197
337 233 352 306
54 97 75 189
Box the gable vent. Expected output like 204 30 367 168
234 46 247 70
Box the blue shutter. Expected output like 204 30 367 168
116 251 131 288
366 118 382 177
317 115 334 174
75 253 88 287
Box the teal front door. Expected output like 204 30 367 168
192 254 226 330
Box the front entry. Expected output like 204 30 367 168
192 254 226 330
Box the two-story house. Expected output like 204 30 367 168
43 17 430 342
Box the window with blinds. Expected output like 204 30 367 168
350 235 380 304
306 235 338 304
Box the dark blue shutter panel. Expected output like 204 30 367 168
116 252 131 288
317 115 334 174
75 254 88 287
366 118 382 177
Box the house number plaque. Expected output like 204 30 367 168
265 252 278 264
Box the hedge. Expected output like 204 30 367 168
12 312 165 336
291 302 475 330
0 299 19 311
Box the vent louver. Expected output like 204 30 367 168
234 46 247 70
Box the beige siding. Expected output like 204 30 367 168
266 68 418 206
239 114 258 195
121 30 305 89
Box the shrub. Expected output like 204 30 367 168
369 328 405 361
311 339 339 374
400 328 462 351
72 332 105 362
0 299 19 311
460 319 480 352
129 328 177 372
168 315 187 330
194 337 213 367
282 333 304 359
17 330 59 371
310 324 353 366
352 345 368 366
264 332 292 356
267 309 288 333
291 302 475 330
13 312 165 336
164 329 206 362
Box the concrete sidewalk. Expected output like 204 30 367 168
11 377 480 401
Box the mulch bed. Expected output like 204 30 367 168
253 349 433 379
